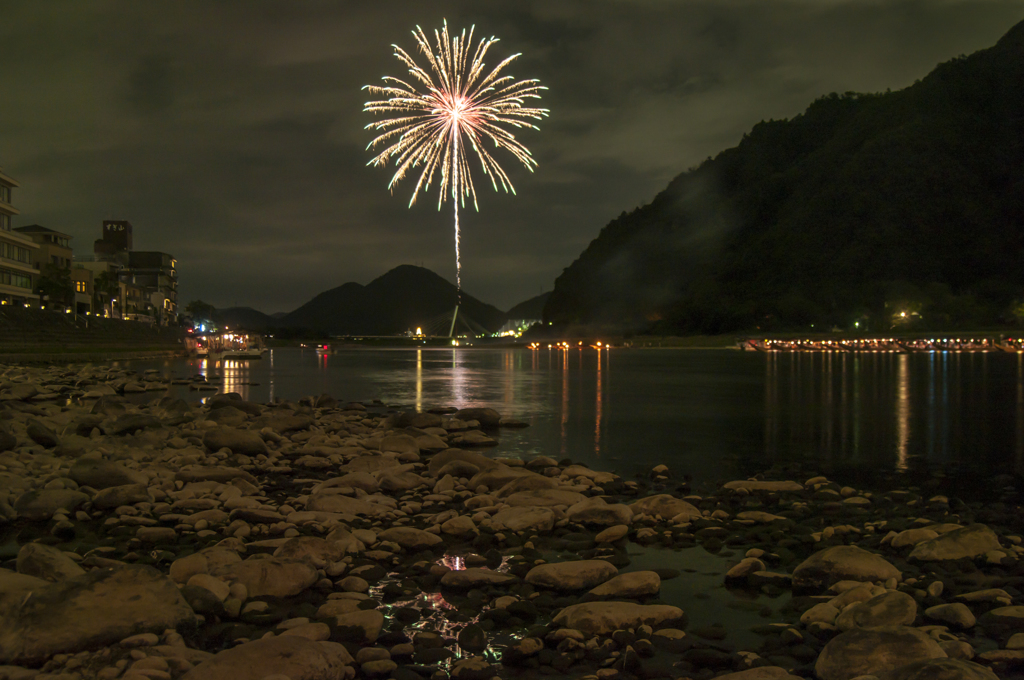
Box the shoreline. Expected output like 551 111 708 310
0 361 1019 679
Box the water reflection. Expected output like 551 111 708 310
896 354 909 471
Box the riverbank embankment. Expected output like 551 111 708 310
0 361 1019 680
0 306 185 362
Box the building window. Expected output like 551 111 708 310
0 214 9 231
0 186 9 203
75 281 87 293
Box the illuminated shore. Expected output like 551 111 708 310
0 362 1017 679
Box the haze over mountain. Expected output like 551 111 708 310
209 265 513 335
545 19 1024 334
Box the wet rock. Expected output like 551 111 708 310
554 601 685 636
792 545 901 591
26 419 58 448
587 571 660 599
506 488 587 507
453 408 502 428
908 524 1002 561
814 626 947 680
723 480 803 492
978 606 1024 635
306 494 390 517
180 635 353 680
890 528 939 549
458 624 488 653
0 565 193 665
629 494 701 520
526 560 618 591
440 568 518 589
714 669 803 680
0 428 17 452
835 591 917 631
329 609 385 644
92 483 151 509
105 414 162 436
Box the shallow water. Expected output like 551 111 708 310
125 346 1024 492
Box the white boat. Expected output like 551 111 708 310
189 331 267 360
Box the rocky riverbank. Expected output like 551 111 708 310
0 362 1022 680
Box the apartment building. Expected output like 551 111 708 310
91 220 178 324
0 168 40 306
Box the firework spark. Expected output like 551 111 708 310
363 20 548 293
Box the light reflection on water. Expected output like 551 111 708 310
129 347 1024 486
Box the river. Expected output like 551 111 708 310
124 346 1024 497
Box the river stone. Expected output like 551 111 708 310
175 466 258 485
629 494 701 520
214 558 318 598
306 493 389 517
596 525 630 543
380 434 419 456
320 472 379 493
273 536 347 565
505 488 587 508
468 465 536 491
723 480 804 492
378 527 443 551
526 560 618 591
567 497 634 526
453 407 501 427
180 635 354 680
552 602 686 636
925 603 976 630
92 483 151 509
252 413 313 433
814 626 947 680
441 516 477 537
714 669 803 680
494 474 558 497
588 571 660 599
835 591 917 631
490 506 555 532
16 544 85 582
792 545 901 591
26 419 59 448
329 609 385 644
440 568 518 589
105 414 163 436
68 459 146 489
879 658 999 680
204 406 248 427
202 428 268 456
891 528 939 549
377 469 427 492
13 489 89 521
735 511 788 523
0 429 16 452
0 565 193 665
908 524 1002 561
427 450 499 476
978 606 1024 635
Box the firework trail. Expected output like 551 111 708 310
363 20 548 295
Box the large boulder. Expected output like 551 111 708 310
567 497 634 526
0 565 194 665
13 489 89 521
440 568 518 589
814 626 947 680
180 635 353 680
306 494 390 518
505 489 587 508
16 544 85 582
68 459 146 489
526 560 618 591
629 494 701 521
553 601 686 636
978 606 1024 635
878 658 998 680
835 591 917 631
908 524 1002 562
214 558 318 598
490 506 555 533
453 408 502 428
792 545 901 591
273 537 347 565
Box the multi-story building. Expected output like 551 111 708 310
15 224 73 270
71 267 93 315
90 220 177 324
0 168 40 307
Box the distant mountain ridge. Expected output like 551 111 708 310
209 265 531 335
545 19 1024 333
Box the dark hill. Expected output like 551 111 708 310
282 265 507 335
545 19 1024 333
211 307 274 332
507 292 551 319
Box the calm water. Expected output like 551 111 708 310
124 347 1024 494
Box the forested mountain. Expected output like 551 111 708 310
545 20 1024 333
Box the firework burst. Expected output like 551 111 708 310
363 20 548 293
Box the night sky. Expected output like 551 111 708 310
1 1 1021 314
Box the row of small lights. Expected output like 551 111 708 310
528 341 607 350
